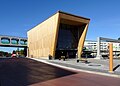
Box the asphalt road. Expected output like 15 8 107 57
0 58 76 86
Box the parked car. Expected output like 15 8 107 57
11 54 16 58
11 50 16 58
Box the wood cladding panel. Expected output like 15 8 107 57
27 13 59 58
60 13 90 24
78 24 89 59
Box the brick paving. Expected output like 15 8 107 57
31 72 120 86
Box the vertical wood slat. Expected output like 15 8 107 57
27 13 59 58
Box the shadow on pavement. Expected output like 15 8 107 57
113 64 120 71
0 58 76 86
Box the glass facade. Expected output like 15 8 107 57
56 24 78 50
55 23 86 59
56 23 85 50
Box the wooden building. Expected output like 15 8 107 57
27 11 90 59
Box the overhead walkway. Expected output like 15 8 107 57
0 35 27 47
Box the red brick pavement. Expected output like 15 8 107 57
30 72 120 86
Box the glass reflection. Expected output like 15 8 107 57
57 23 81 50
55 23 86 59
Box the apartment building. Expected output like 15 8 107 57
84 40 120 51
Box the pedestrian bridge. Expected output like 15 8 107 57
0 35 27 47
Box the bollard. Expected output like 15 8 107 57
109 43 114 73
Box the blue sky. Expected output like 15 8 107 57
0 0 120 52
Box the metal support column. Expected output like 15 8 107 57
27 47 29 57
96 37 102 59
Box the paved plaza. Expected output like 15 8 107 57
36 58 120 76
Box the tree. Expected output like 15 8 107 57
0 51 11 57
118 37 120 40
16 49 24 56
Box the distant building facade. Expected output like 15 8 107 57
84 40 120 51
